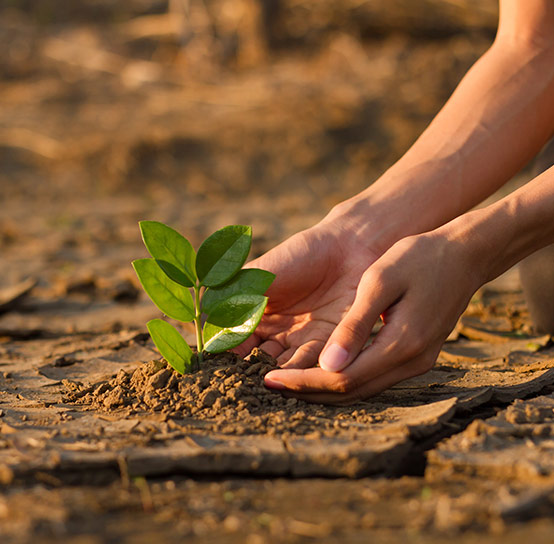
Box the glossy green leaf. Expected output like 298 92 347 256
204 294 267 353
139 221 196 287
132 258 195 322
147 319 193 374
201 268 275 316
196 225 251 287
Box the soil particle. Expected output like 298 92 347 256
53 355 79 367
147 368 172 390
63 347 379 436
102 386 125 410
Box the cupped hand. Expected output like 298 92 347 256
234 218 382 369
258 229 484 404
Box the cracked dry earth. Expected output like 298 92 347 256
2 284 554 543
3 1 554 541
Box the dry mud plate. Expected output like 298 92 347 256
4 1 554 541
2 287 554 483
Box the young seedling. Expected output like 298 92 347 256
132 222 274 374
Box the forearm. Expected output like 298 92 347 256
326 28 554 255
441 164 554 285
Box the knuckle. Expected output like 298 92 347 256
295 342 317 358
395 234 427 253
340 317 369 347
362 266 387 291
332 373 359 394
398 332 426 360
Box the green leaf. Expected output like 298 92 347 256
132 258 195 322
147 319 193 374
204 294 267 353
139 221 196 287
196 225 252 287
201 268 275 315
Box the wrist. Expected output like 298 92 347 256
320 191 406 258
320 165 459 257
435 201 518 287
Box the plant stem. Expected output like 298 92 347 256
194 285 203 364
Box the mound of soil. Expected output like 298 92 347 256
63 348 374 436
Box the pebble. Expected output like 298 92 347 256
148 369 172 390
200 389 219 408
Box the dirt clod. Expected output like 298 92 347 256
63 348 382 436
148 369 172 390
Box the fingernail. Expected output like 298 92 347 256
319 343 349 372
264 372 287 390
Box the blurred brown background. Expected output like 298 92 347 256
0 0 499 332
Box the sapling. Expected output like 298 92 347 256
132 222 274 374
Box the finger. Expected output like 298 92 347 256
279 339 325 369
279 356 429 405
232 333 261 358
265 308 426 393
319 268 403 372
264 366 352 392
276 347 295 366
258 339 286 359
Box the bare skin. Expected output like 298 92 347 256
235 0 554 404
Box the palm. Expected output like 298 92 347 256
238 225 378 367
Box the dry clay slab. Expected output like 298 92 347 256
428 393 554 482
1 325 554 481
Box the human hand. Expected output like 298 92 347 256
260 229 483 404
234 210 383 369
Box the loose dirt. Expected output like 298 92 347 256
3 1 554 542
64 348 379 436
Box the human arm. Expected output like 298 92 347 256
263 163 554 402
237 0 554 399
324 0 554 260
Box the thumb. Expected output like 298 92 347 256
319 269 401 372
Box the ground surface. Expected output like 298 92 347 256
2 1 554 542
